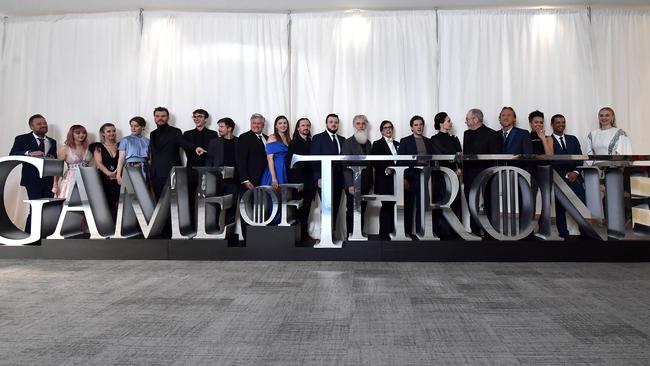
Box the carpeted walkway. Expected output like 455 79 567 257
0 260 648 365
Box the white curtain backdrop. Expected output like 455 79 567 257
138 12 289 135
591 8 650 154
438 9 596 149
0 12 140 225
290 11 438 141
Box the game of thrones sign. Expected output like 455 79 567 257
0 154 649 248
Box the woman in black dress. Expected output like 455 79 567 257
431 112 463 239
94 123 120 219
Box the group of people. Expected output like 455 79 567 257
9 106 631 240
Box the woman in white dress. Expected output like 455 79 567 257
586 107 632 155
52 124 93 199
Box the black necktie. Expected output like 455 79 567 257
331 135 339 153
502 132 508 145
37 138 45 153
559 136 566 151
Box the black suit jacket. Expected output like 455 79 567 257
286 135 313 187
310 131 345 185
236 131 268 186
463 124 502 186
550 134 582 177
397 134 434 183
9 132 57 195
371 137 399 195
341 136 373 190
150 123 195 182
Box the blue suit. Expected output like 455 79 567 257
550 134 585 237
501 127 533 155
10 132 57 231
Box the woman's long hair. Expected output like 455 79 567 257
64 124 89 150
274 115 291 144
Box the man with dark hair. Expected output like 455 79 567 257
149 106 205 238
463 108 502 235
372 120 399 240
310 113 345 238
183 109 218 219
149 106 206 199
398 115 434 238
207 117 239 231
341 115 373 238
10 114 58 230
287 117 315 243
549 114 585 238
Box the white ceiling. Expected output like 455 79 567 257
1 0 648 16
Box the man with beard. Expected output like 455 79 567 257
341 115 373 238
310 113 345 238
549 114 585 238
398 115 434 239
287 118 315 243
149 106 206 238
10 114 58 231
463 108 502 235
372 120 399 240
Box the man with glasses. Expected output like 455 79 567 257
372 120 400 240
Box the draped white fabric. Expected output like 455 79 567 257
290 11 438 140
591 8 650 153
138 12 289 134
438 9 596 149
0 12 140 225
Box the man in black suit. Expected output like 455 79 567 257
236 113 268 189
287 117 315 242
463 108 502 235
183 109 218 226
310 113 345 237
235 113 268 237
397 115 434 238
549 114 586 238
341 115 373 238
150 106 206 199
206 117 239 231
149 106 205 238
371 120 399 240
9 114 58 231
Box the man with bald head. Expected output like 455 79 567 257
462 108 502 235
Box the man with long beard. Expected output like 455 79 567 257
341 115 373 238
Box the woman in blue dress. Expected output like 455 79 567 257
261 115 291 222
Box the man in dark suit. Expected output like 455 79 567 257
463 108 502 235
150 106 206 200
9 114 58 231
549 114 586 238
206 117 239 231
183 109 218 226
310 113 345 237
499 106 533 156
398 115 434 238
341 115 373 238
149 106 205 238
287 117 315 243
235 113 268 237
371 120 399 240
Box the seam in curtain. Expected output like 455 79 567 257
1 16 7 61
287 11 293 123
435 8 440 116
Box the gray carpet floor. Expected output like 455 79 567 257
0 260 648 365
